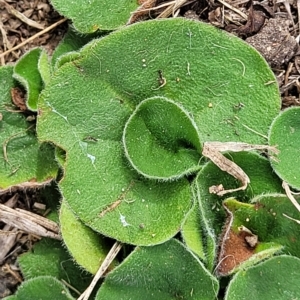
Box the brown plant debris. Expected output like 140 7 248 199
202 142 279 196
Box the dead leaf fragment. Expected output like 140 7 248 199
10 87 27 111
216 203 258 276
203 142 278 196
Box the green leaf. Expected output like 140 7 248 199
192 179 217 272
60 200 118 274
123 96 202 180
12 276 74 300
18 238 92 293
13 48 43 111
38 50 51 86
37 19 280 246
58 146 192 246
269 106 300 189
0 66 58 192
181 198 205 261
225 255 300 300
96 239 219 300
51 28 101 70
49 0 139 32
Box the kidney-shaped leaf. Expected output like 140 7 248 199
96 239 219 300
225 255 300 300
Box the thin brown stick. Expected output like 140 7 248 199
78 241 122 300
298 0 300 35
61 279 81 296
216 0 247 19
0 18 67 59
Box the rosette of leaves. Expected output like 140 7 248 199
37 18 280 247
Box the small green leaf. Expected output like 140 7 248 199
269 106 300 189
60 200 118 274
12 276 74 300
181 198 206 262
13 48 43 111
192 179 217 271
96 239 219 300
38 50 51 86
49 0 139 32
18 238 92 293
123 97 202 180
51 29 101 70
0 66 58 192
225 255 300 300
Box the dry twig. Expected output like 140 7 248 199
282 181 300 224
0 204 61 240
78 241 123 300
0 17 67 59
202 142 279 196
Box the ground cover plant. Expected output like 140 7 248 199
1 1 300 299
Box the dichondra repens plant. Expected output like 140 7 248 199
2 16 300 300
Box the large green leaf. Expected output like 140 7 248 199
225 255 300 299
96 239 219 300
0 66 58 192
37 19 280 246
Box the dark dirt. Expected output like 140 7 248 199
0 0 299 297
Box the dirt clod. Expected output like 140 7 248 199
246 17 298 68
